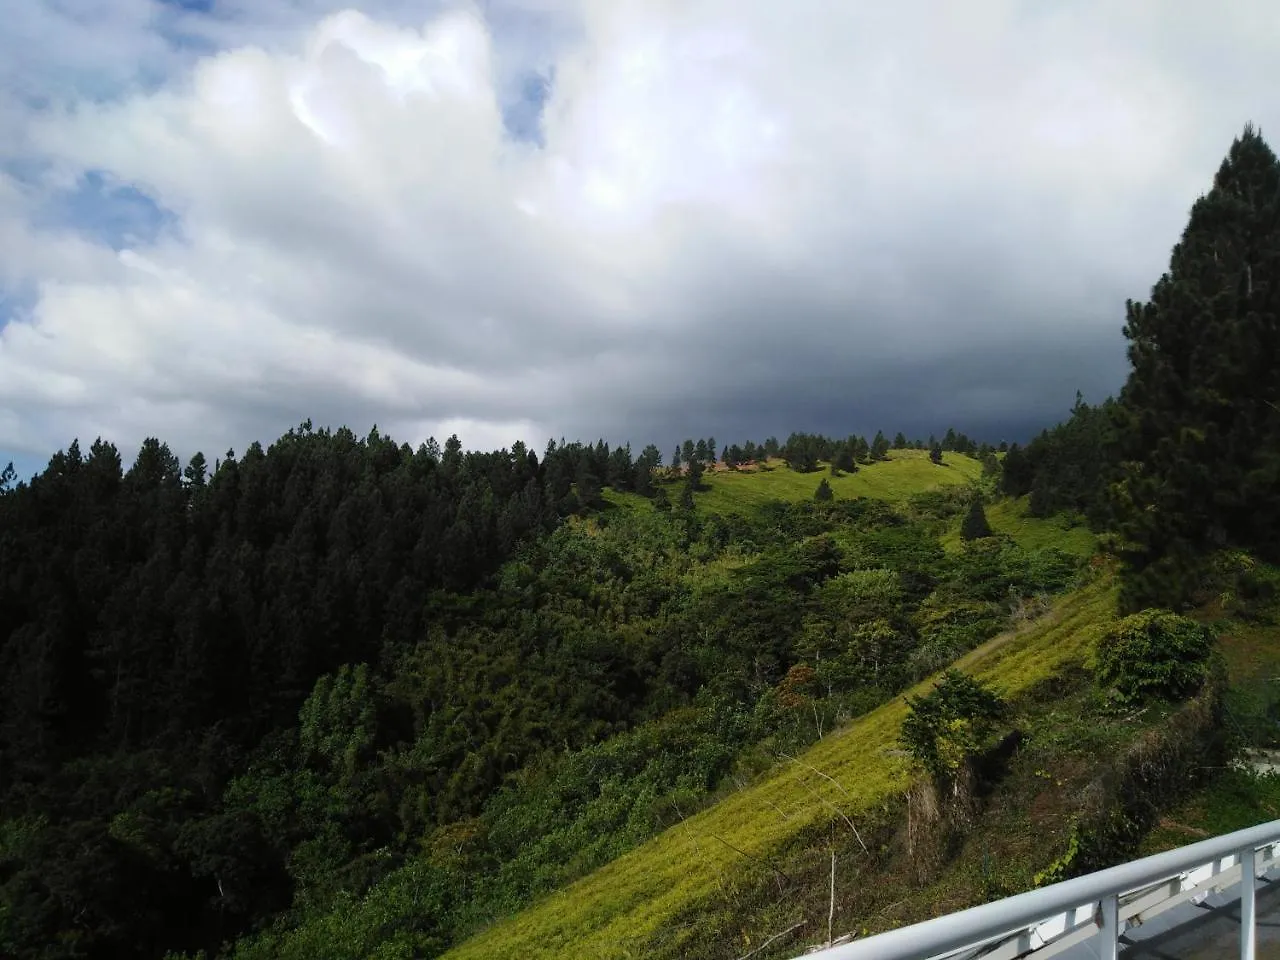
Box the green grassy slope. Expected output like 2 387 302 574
603 450 984 516
686 450 982 514
941 496 1099 558
608 453 1096 559
442 571 1119 960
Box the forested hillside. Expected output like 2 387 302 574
0 421 1019 958
2 125 1279 960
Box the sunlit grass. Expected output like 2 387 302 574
600 487 652 513
441 572 1119 960
649 449 983 516
940 496 1098 557
611 453 1094 560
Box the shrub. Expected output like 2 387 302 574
900 670 1008 784
1094 609 1215 703
960 496 993 541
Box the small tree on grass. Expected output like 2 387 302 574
687 458 705 490
929 443 944 465
900 670 1008 871
1094 610 1215 703
961 496 993 541
901 670 1008 790
833 443 857 474
871 431 891 460
679 482 696 512
814 478 834 502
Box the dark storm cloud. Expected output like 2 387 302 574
1 0 1276 466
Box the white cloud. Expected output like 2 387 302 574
3 0 1279 466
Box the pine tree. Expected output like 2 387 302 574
679 481 696 511
814 478 834 502
930 443 944 465
834 443 857 474
634 459 654 496
607 444 633 490
575 459 601 510
961 496 993 540
687 458 705 490
871 431 890 460
1112 124 1280 609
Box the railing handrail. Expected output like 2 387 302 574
803 818 1280 960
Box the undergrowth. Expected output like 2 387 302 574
441 574 1119 960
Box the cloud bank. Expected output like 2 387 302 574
3 0 1278 471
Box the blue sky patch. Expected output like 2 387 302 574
33 170 177 252
0 282 36 331
155 0 217 11
502 69 553 146
0 453 45 488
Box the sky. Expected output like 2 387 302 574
2 0 1279 480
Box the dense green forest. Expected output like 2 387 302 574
0 419 1057 958
1 125 1278 959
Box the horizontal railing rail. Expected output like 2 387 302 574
799 818 1280 960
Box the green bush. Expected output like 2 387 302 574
1094 609 1215 703
900 670 1008 783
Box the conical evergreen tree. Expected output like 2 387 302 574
678 481 696 511
686 458 705 489
961 495 993 541
1112 124 1280 610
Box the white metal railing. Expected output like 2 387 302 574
800 818 1280 960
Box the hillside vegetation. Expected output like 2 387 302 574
0 431 1085 960
443 573 1117 960
687 450 982 513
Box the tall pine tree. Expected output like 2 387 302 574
1112 125 1280 609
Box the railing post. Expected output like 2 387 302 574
1099 894 1119 960
1241 847 1257 960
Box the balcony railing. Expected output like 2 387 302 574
800 818 1280 960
